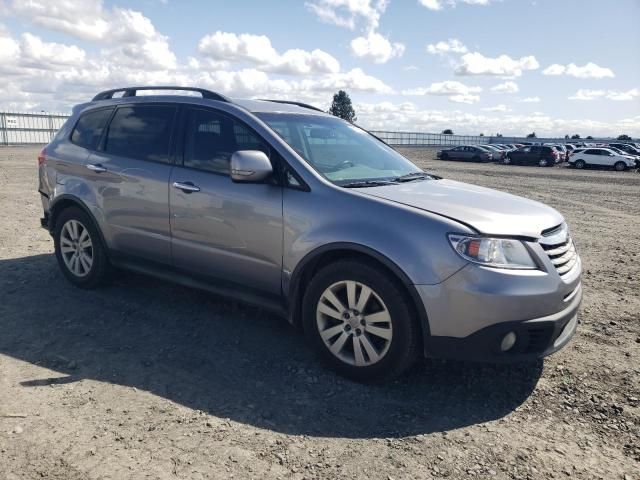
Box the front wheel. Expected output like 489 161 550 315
614 161 626 171
302 261 420 382
574 159 586 169
54 207 110 289
503 157 511 165
538 158 549 167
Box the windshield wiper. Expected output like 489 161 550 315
341 180 398 188
392 172 437 182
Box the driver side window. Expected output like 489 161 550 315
184 108 268 175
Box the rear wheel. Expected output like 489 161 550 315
538 158 549 167
614 161 626 171
503 156 512 165
302 260 420 382
574 159 586 169
54 207 110 288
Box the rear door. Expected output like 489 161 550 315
169 106 283 295
85 103 177 264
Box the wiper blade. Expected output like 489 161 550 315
341 180 397 188
392 172 437 182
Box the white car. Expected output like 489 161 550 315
569 148 637 171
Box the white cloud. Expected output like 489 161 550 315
483 104 510 112
542 62 614 79
418 0 495 11
403 65 419 71
426 38 467 55
490 81 518 93
456 52 539 77
305 0 388 30
305 0 402 65
402 80 481 103
8 0 176 69
198 31 340 75
520 96 541 103
569 88 638 101
350 31 404 63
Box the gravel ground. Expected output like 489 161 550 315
0 146 638 480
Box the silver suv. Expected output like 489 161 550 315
38 86 582 382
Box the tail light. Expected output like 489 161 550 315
38 147 46 166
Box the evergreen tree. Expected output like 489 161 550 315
329 90 357 123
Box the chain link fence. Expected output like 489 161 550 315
0 111 629 147
0 111 69 145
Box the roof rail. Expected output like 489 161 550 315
259 99 325 113
92 86 231 102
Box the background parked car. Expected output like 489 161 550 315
505 145 558 167
609 143 640 156
481 144 506 161
568 148 637 171
437 145 493 162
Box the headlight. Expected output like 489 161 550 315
448 234 537 269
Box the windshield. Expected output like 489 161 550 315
255 113 422 185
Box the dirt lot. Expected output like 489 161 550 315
0 146 638 480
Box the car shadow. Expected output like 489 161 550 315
0 254 543 439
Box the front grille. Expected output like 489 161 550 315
540 224 578 276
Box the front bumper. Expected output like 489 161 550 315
415 253 582 362
423 284 581 362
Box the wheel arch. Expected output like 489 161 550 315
49 195 110 257
287 242 431 342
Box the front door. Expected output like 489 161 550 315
169 107 283 295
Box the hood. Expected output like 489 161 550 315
360 179 563 238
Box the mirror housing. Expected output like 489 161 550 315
230 150 273 183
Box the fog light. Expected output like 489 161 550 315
500 332 517 352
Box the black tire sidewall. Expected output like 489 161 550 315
54 207 109 289
302 261 419 382
614 161 625 171
575 160 585 169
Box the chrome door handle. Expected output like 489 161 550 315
173 181 200 193
86 163 107 173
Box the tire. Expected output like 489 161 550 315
440 153 449 160
302 260 420 382
574 159 586 169
503 156 511 165
472 155 481 162
538 158 549 167
614 161 626 172
54 206 110 289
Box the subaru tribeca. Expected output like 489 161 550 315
38 86 582 382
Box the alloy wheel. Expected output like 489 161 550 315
316 280 393 367
60 219 93 277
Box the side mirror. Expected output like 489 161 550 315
230 150 273 183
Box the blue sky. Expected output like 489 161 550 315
1 0 638 136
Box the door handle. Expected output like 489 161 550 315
173 181 201 193
86 163 107 173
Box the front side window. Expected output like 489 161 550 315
255 113 421 185
184 108 268 175
104 105 176 163
70 108 113 150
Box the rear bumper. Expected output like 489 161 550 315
423 285 581 362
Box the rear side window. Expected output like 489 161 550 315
104 105 176 163
184 108 268 175
70 108 113 150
